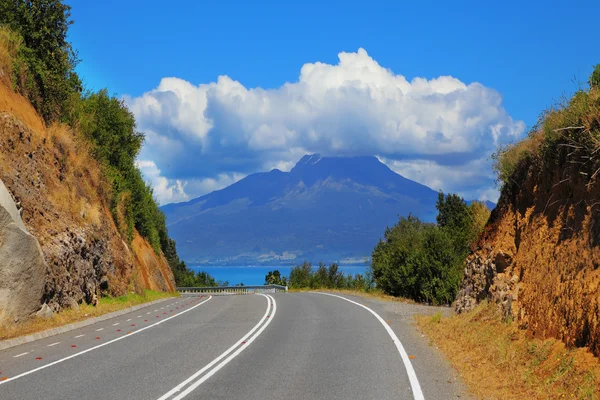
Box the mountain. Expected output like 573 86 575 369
162 154 484 265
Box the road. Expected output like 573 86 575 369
0 292 469 399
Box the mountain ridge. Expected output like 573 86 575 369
162 154 492 265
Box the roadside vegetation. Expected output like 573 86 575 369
0 0 213 287
284 262 375 291
417 303 600 399
0 290 175 341
371 193 489 305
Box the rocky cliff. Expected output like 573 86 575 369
0 81 175 324
455 93 600 355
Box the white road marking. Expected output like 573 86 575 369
47 342 61 347
13 352 29 358
74 334 85 338
146 312 151 314
0 296 213 386
313 292 425 400
154 310 158 312
113 323 119 326
126 318 132 322
95 328 104 332
158 294 276 400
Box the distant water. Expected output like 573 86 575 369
188 265 368 286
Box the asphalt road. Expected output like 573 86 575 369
0 292 470 399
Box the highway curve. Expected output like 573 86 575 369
0 293 469 399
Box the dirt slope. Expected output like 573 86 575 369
455 147 600 356
0 80 175 319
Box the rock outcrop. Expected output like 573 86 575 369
0 80 175 322
0 178 46 323
455 150 600 356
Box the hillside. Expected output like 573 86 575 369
0 77 175 322
163 154 446 265
0 3 183 325
455 65 600 356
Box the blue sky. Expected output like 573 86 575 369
67 0 599 204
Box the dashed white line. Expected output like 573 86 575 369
95 328 104 332
146 312 151 314
13 352 29 358
126 318 132 322
0 296 212 386
74 334 85 338
113 323 119 326
47 342 61 347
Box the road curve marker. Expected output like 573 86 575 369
311 292 425 400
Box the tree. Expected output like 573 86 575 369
265 270 287 286
0 0 82 122
289 262 312 288
436 192 475 255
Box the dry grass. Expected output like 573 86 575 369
416 302 600 399
0 290 177 341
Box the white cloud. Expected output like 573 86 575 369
381 157 500 202
128 48 524 203
136 160 189 204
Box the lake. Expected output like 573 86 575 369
188 265 368 286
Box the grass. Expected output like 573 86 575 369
493 65 600 187
0 290 177 341
416 302 600 399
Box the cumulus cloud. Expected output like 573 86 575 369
128 48 524 203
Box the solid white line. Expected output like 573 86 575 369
47 342 60 347
158 294 275 400
13 352 29 358
74 334 85 338
0 296 213 386
312 292 424 400
95 328 104 332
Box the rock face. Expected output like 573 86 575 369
0 82 175 321
455 152 600 356
0 178 46 322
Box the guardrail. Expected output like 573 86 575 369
177 284 288 295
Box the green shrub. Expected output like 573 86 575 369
371 193 479 305
286 262 371 290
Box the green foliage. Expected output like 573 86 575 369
265 270 287 286
287 262 373 291
371 193 481 305
0 0 82 123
